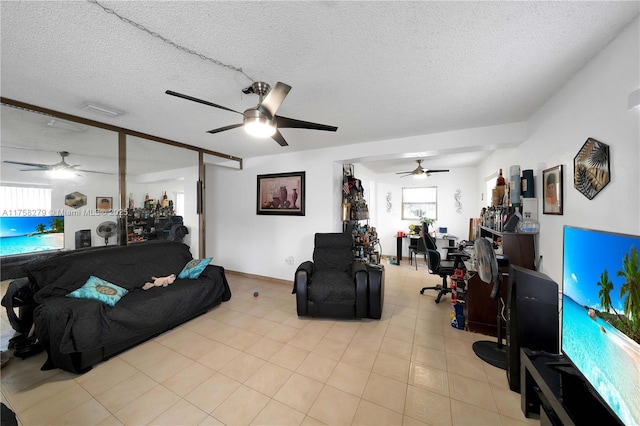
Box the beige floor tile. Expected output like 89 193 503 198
113 384 180 425
491 383 531 421
196 341 242 370
151 399 209 425
327 321 360 343
404 385 452 425
373 352 411 383
448 372 498 412
184 372 241 413
226 328 264 351
157 328 220 360
379 336 413 360
341 344 378 370
445 352 489 382
219 352 266 382
296 352 338 383
198 414 225 425
302 319 335 336
251 399 306 425
270 344 310 371
326 361 370 397
390 313 417 330
385 324 415 343
408 362 450 397
3 370 77 413
308 385 360 425
75 357 138 397
118 340 191 382
49 398 112 425
312 335 349 361
18 382 93 425
245 361 293 397
362 372 407 414
450 398 503 425
411 343 447 370
245 336 286 360
288 329 324 351
245 318 280 336
93 372 158 413
212 385 270 425
162 362 216 397
352 399 404 425
266 323 301 342
273 373 324 413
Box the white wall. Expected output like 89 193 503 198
206 17 639 283
478 17 640 286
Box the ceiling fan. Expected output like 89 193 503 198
3 151 112 179
396 159 449 178
165 81 338 147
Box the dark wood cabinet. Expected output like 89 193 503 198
466 227 535 336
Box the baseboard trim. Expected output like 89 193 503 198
225 270 291 286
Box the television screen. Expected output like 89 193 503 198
562 226 640 425
0 216 64 256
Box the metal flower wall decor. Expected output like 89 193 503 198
573 138 610 200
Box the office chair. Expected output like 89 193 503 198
419 225 468 303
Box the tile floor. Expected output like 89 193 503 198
0 259 537 425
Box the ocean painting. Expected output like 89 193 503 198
0 216 64 256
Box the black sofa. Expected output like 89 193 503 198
23 241 231 373
294 233 384 319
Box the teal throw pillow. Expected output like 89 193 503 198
178 258 212 279
66 276 128 307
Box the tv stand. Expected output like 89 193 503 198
520 348 623 425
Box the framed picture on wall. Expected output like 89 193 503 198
96 196 113 212
256 171 305 216
542 165 563 215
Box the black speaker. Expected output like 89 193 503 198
506 264 559 392
75 229 91 249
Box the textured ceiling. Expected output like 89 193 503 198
1 1 638 173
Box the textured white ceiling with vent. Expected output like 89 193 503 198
1 1 638 173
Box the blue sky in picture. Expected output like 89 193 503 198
563 226 640 313
0 216 62 238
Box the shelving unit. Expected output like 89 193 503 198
342 171 380 264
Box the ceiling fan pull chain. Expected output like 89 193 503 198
87 0 255 83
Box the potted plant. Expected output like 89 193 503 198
419 217 435 232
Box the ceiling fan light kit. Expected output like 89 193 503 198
396 159 450 178
165 80 337 147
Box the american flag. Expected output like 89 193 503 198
343 180 349 195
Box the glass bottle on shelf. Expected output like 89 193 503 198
496 169 506 186
161 191 169 208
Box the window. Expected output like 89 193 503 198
402 187 437 220
175 192 185 217
0 186 52 212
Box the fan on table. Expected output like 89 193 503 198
166 81 338 147
96 221 117 246
396 160 449 178
472 237 508 370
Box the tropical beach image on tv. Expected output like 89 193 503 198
0 215 64 256
562 226 640 426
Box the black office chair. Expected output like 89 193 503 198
411 237 429 270
420 225 468 303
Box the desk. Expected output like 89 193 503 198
395 235 457 265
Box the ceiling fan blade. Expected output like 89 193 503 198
426 169 450 173
165 90 243 115
395 171 414 175
259 82 291 117
271 130 289 147
18 168 50 172
207 123 244 135
77 169 114 175
275 116 338 132
3 160 48 168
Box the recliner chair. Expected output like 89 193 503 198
420 224 468 303
294 232 384 319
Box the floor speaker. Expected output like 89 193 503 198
75 229 91 249
506 264 559 393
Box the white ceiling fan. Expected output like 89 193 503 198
396 159 449 179
3 151 112 179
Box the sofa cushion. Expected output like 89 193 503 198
66 276 128 307
178 258 212 279
308 270 355 304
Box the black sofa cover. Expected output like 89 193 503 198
25 241 231 373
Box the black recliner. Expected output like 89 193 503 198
294 232 384 319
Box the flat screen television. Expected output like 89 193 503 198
562 226 640 425
0 215 64 257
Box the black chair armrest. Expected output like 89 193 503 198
294 261 314 316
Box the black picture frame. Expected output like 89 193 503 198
542 165 563 215
257 171 305 216
573 138 610 200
